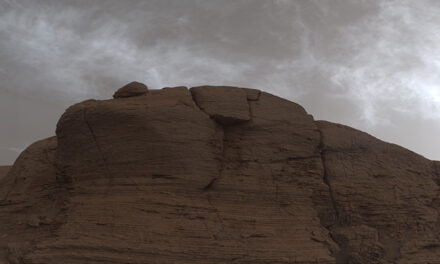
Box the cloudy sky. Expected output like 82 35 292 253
1 0 439 164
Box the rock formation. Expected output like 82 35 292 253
0 83 439 264
113 81 149 98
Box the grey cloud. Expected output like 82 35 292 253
0 147 23 153
0 0 439 164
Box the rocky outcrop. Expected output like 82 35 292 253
0 84 439 263
0 137 69 264
317 121 440 263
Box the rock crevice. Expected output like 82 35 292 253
82 108 113 188
317 129 340 222
190 86 251 125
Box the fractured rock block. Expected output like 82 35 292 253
190 86 250 125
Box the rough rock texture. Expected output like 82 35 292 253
190 86 251 125
113 81 149 98
317 121 440 263
0 166 10 181
0 85 439 264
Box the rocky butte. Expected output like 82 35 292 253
0 83 439 264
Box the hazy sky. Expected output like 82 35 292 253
1 0 439 164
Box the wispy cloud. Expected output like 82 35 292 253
0 147 24 153
325 0 440 124
0 0 439 160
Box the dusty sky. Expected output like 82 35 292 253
1 0 439 164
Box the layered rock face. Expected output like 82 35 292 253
0 84 439 264
0 166 10 181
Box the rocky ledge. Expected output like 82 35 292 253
0 83 439 264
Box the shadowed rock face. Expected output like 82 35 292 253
0 166 10 181
0 84 439 264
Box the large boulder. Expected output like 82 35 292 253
112 81 149 98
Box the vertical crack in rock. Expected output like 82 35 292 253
188 88 226 191
189 86 251 125
316 127 343 262
82 108 112 185
318 129 339 220
205 193 226 236
189 90 202 111
245 89 260 118
203 177 217 191
204 125 225 191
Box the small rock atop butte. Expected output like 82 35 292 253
113 82 149 98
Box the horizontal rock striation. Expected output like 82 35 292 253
317 121 440 263
0 166 10 181
0 83 439 263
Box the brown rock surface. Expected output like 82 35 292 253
317 121 440 263
113 81 149 98
0 85 439 263
190 86 251 125
0 166 10 181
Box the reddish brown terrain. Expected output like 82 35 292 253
0 84 439 263
0 166 10 182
